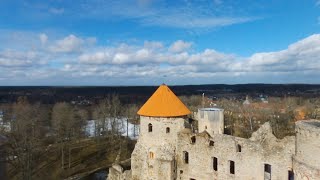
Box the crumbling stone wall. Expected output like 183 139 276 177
293 120 320 180
108 117 320 180
108 164 131 180
176 122 295 180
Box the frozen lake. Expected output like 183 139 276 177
85 118 139 140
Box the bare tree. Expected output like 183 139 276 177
179 95 203 116
124 104 139 138
52 102 75 141
6 97 48 180
93 94 122 137
93 94 123 157
73 107 88 140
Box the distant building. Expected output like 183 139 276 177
108 84 320 180
260 97 269 103
242 95 250 105
259 94 269 103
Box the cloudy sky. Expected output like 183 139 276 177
0 0 320 85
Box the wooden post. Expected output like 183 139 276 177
61 145 64 169
69 148 71 168
127 118 129 138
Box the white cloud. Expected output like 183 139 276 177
143 16 255 29
143 41 164 50
39 33 48 44
0 50 37 67
2 32 320 84
77 34 320 75
49 8 64 14
169 40 192 53
136 49 150 60
113 53 130 64
76 1 257 29
8 1 260 31
244 34 320 72
49 34 84 53
79 46 156 65
79 51 111 64
86 37 97 45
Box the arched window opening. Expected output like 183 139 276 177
205 125 207 129
209 140 214 147
191 136 196 144
237 144 241 152
183 151 189 164
166 127 170 133
148 123 153 132
149 152 154 159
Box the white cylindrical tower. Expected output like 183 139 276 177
197 108 224 136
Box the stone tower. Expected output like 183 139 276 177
131 84 191 180
197 107 224 136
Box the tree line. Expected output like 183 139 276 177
0 95 139 180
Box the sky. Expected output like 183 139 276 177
0 0 320 86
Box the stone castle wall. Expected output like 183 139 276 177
138 116 186 146
293 120 320 179
108 118 320 180
176 122 295 180
130 116 186 180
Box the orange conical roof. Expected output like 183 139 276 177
137 84 191 117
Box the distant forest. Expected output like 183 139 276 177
1 84 320 105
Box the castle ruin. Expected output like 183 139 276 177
108 84 320 180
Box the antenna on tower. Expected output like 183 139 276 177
163 75 168 84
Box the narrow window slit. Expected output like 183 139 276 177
191 136 196 144
237 144 241 152
149 152 154 159
264 164 271 180
288 170 294 180
183 151 189 164
213 157 218 171
148 123 152 132
230 161 235 174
